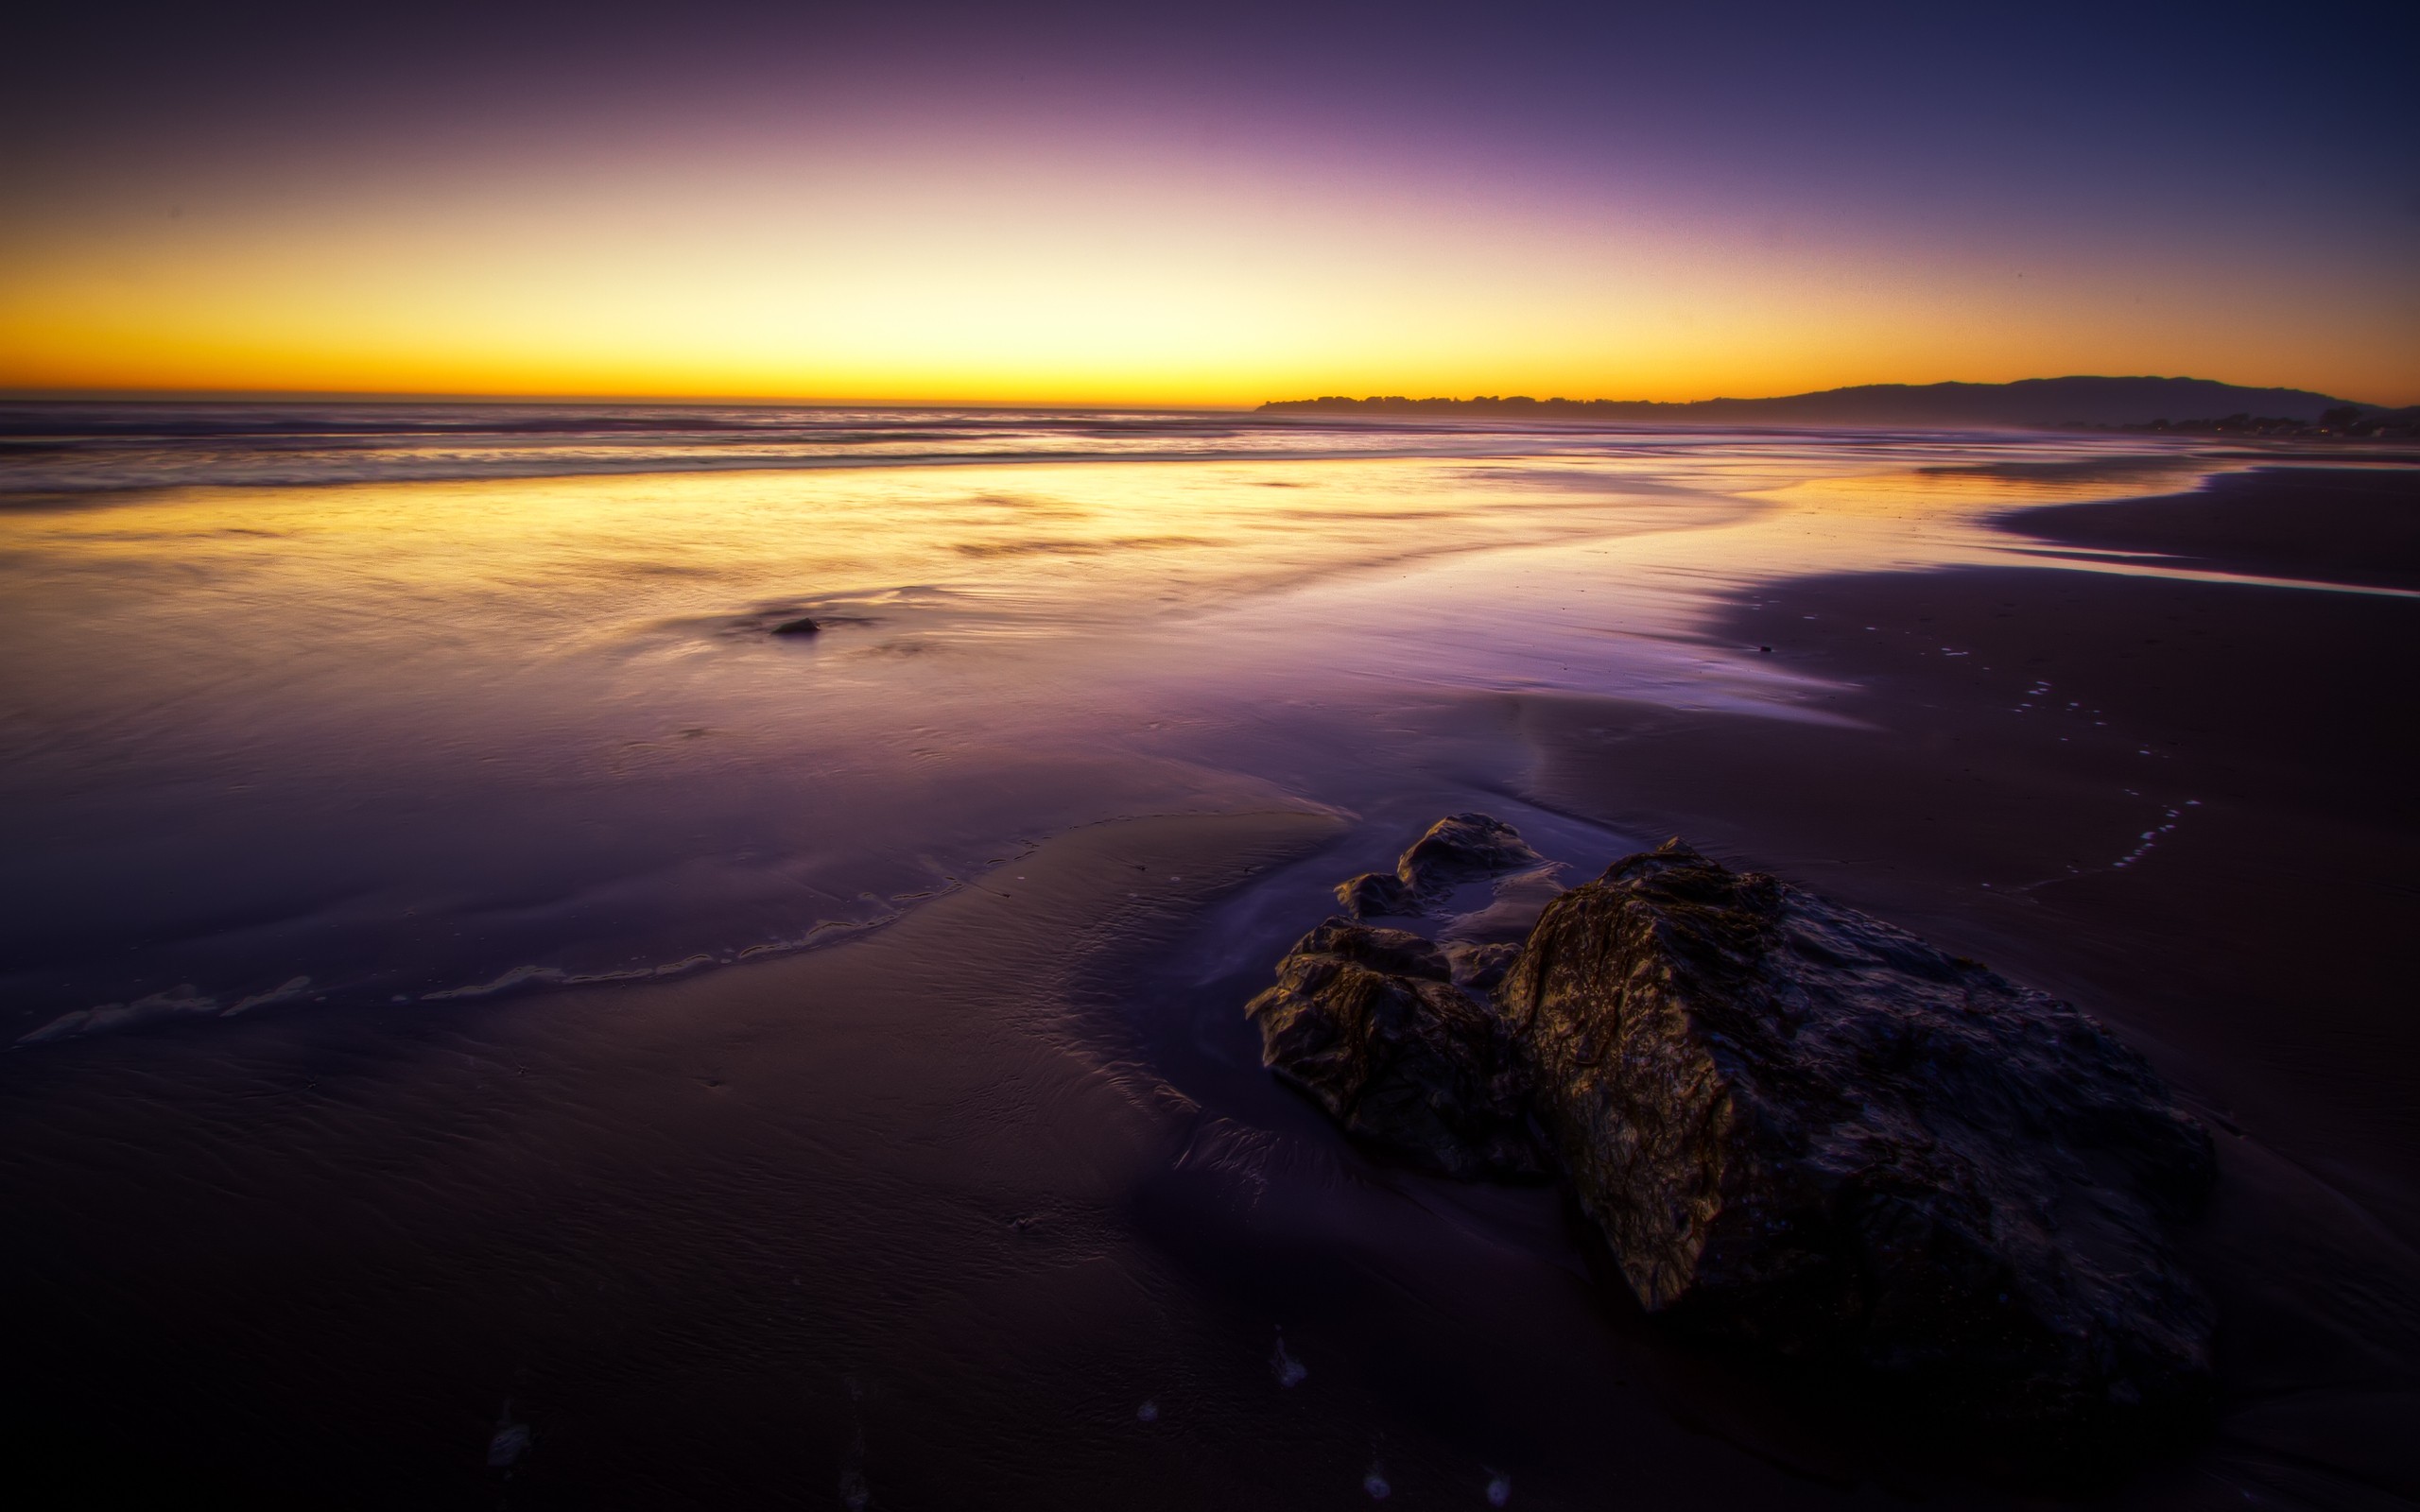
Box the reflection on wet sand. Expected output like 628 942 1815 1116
4 417 2415 1507
2 431 2272 1041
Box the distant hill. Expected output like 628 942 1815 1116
1258 377 2377 429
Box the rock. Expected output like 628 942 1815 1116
1440 866 1567 947
1334 870 1418 919
1246 920 1547 1179
1250 823 2219 1458
1443 940 1522 994
1496 839 2215 1448
1334 813 1545 919
1401 812 1545 885
771 616 822 636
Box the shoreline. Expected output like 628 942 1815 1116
0 402 2325 500
3 458 2414 1505
1492 466 2419 1503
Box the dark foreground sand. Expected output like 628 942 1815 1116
4 811 1929 1510
4 466 2414 1509
1506 466 2420 1505
1998 464 2420 592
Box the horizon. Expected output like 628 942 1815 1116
0 371 2396 414
6 1 2415 408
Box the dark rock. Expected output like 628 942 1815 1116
1495 839 2215 1450
1250 822 2218 1460
1334 870 1418 919
1334 813 1545 919
1443 940 1522 994
1245 920 1547 1179
771 617 822 636
1401 812 1547 889
1441 866 1567 947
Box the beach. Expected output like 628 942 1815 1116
3 412 2414 1507
1513 471 2420 1505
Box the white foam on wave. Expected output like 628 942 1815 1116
11 901 925 1049
17 984 220 1046
225 975 314 1016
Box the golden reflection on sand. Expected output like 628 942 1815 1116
2 457 1756 652
1745 457 2228 515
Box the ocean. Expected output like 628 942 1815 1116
0 403 2221 1045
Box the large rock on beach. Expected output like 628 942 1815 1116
1334 813 1544 919
1253 821 2218 1453
1503 840 2214 1439
1245 921 1546 1180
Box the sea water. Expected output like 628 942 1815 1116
0 403 2229 1045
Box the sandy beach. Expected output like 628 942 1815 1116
1511 467 2420 1505
3 429 2414 1508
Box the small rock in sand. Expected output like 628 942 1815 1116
1247 921 1547 1180
1443 939 1523 993
1334 813 1545 919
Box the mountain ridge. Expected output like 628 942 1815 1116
1257 376 2379 428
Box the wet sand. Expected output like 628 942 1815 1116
4 813 1353 1505
6 462 2416 1508
1998 464 2420 592
1508 466 2420 1505
1517 468 2420 1200
1 810 1921 1510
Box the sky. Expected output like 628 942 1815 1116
2 0 2413 406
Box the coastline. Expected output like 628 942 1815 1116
3 455 2413 1505
1513 470 2420 1201
1500 466 2420 1504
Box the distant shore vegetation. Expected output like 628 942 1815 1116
2100 406 2418 439
1257 381 2416 436
1261 395 1685 417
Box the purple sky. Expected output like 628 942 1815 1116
5 0 2413 402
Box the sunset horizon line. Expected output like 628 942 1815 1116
0 369 2397 412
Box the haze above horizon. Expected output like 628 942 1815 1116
5 1 2414 407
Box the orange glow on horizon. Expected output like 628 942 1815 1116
5 137 2413 408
